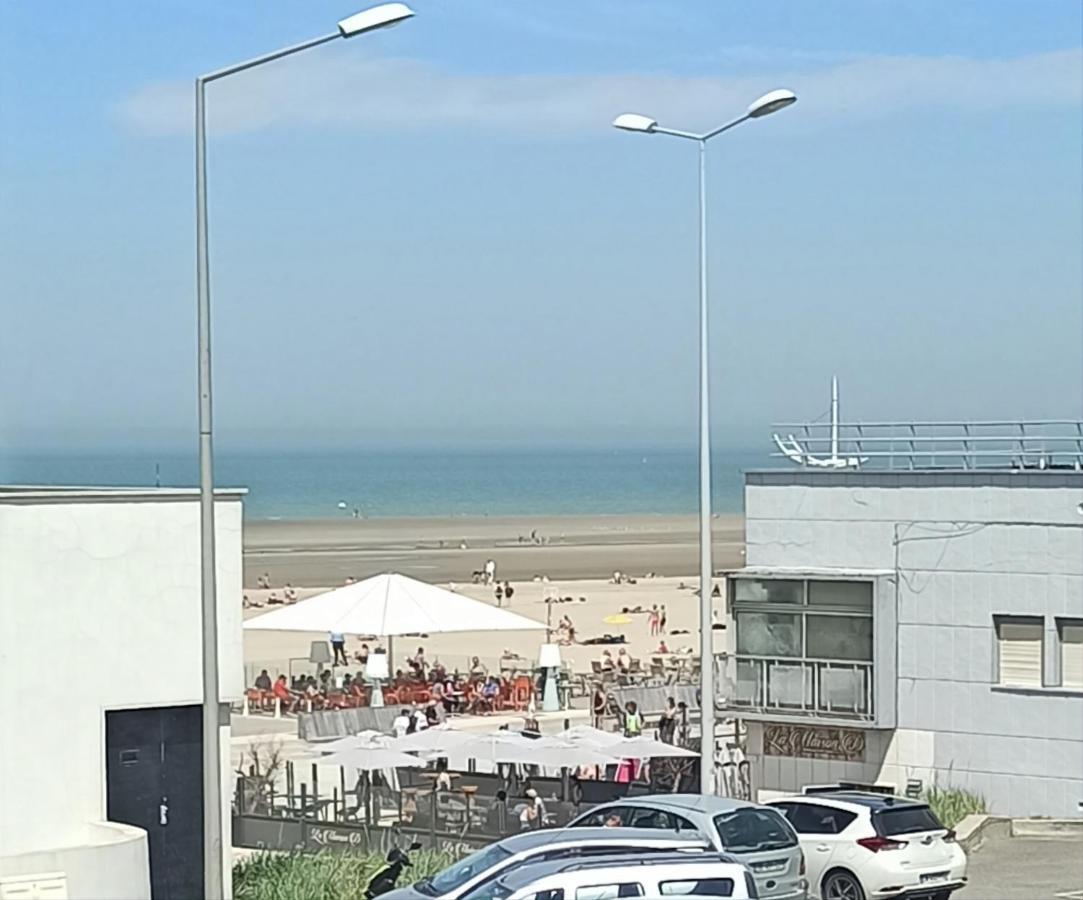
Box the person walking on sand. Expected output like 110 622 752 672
484 559 497 586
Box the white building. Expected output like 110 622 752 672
0 487 243 900
721 464 1083 817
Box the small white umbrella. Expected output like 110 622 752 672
311 746 426 771
461 733 617 768
311 731 390 754
387 727 476 755
611 736 698 758
554 725 624 747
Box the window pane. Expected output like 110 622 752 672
736 612 802 657
808 581 873 611
713 808 797 853
734 579 804 605
1060 621 1083 690
806 615 873 661
659 879 734 896
997 618 1043 687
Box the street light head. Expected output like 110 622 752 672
747 89 797 118
612 113 658 134
338 2 415 37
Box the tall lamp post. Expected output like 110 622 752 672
194 5 414 897
612 89 796 794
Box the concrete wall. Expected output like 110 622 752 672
0 491 243 892
743 472 1083 817
0 822 150 900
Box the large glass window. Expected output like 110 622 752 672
735 612 802 657
734 579 803 605
806 615 873 661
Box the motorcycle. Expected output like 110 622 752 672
365 841 424 898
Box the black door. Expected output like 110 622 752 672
106 705 204 900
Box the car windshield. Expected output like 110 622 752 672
416 844 514 895
713 807 797 854
874 805 945 836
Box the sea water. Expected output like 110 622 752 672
0 447 768 519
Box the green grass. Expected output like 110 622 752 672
233 849 458 900
922 784 987 829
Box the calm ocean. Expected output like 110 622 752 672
0 447 770 519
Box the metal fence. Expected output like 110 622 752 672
771 419 1083 471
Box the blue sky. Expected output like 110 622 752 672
1 0 1080 450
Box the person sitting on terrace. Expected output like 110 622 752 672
656 640 670 654
600 649 615 671
272 674 299 713
409 647 427 678
430 661 447 683
254 669 272 691
616 648 631 672
319 670 333 692
355 643 370 666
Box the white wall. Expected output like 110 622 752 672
0 822 150 900
0 492 242 884
742 475 1083 817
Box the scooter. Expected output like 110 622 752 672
365 841 423 898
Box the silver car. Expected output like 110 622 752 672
567 794 807 900
383 828 712 900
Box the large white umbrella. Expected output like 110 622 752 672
243 572 546 637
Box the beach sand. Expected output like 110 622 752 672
244 513 744 586
242 514 744 683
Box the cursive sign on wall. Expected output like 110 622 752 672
763 723 866 761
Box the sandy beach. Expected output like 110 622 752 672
244 513 745 586
241 513 744 686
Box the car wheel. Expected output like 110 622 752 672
821 869 866 900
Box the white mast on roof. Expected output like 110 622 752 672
774 376 867 469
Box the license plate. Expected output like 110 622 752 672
920 872 949 883
751 860 786 874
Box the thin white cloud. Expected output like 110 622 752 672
116 48 1082 138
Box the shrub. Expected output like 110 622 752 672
922 784 987 829
233 848 458 900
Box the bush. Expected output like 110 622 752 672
233 848 458 900
922 785 987 829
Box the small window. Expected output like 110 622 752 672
658 879 734 896
628 808 696 832
874 805 945 836
575 884 643 900
572 806 632 828
808 580 873 611
734 579 804 605
533 892 564 900
1058 619 1083 690
784 802 857 835
996 616 1044 687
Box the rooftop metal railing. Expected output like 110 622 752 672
770 419 1083 471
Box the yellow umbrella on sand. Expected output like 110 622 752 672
603 613 632 625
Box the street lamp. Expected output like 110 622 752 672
194 5 414 897
611 89 795 795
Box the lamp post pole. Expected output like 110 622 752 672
695 135 715 796
194 8 414 897
611 89 796 795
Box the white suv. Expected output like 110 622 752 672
765 792 967 900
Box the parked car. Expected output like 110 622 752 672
765 792 968 900
491 852 759 899
383 828 712 900
567 795 807 900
